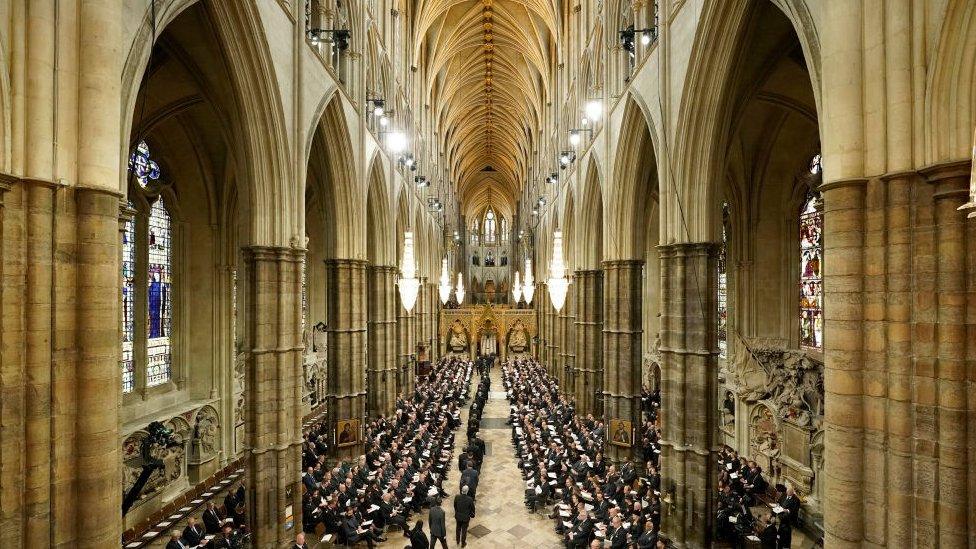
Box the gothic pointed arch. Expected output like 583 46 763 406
578 157 604 270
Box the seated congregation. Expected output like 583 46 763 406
300 357 473 547
503 359 666 549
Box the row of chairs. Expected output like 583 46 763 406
122 458 245 544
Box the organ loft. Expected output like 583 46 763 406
0 1 974 548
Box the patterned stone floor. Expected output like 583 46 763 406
378 367 563 549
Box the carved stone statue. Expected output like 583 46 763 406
194 407 220 457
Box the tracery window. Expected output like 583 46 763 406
301 257 308 333
146 198 173 387
121 206 136 393
799 169 824 350
122 140 175 393
484 209 497 244
717 202 729 358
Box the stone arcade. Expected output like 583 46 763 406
0 1 974 548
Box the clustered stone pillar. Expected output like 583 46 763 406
536 282 547 366
659 243 718 549
601 260 643 461
546 287 558 372
428 280 439 361
557 281 575 391
242 247 304 546
325 259 368 461
396 298 415 395
565 281 578 393
415 278 427 363
574 269 603 416
818 162 976 548
367 265 397 417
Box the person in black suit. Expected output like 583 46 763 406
203 501 223 535
208 525 235 549
635 520 657 549
453 485 475 547
293 532 308 549
302 467 317 493
566 509 592 549
182 517 204 547
459 465 479 498
759 517 778 549
407 520 430 549
166 530 188 549
780 486 801 526
428 498 448 549
605 515 628 549
776 519 793 549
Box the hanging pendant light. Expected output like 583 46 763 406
512 271 523 303
523 258 536 304
438 257 453 305
398 231 421 312
547 230 569 312
958 126 976 218
455 272 465 304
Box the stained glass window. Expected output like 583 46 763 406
470 220 479 245
146 197 172 387
484 209 496 244
232 268 240 354
809 153 822 175
500 217 509 243
800 187 824 350
129 140 160 188
718 202 729 358
121 204 136 394
301 257 308 333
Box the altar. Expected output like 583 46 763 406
439 304 536 361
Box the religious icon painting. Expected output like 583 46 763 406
608 418 633 448
336 418 360 447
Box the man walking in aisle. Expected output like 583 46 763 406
453 485 475 547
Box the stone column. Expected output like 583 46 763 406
396 296 415 395
242 247 304 547
880 172 913 543
658 243 718 549
0 177 24 549
415 278 427 362
428 280 439 362
367 265 397 417
920 164 970 547
73 0 124 544
821 180 866 549
574 270 603 416
325 259 368 461
562 281 577 394
556 283 570 390
602 260 643 461
546 289 558 372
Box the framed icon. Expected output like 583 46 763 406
608 418 633 447
336 418 360 447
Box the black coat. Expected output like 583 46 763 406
429 505 447 538
182 524 205 546
203 508 223 534
408 523 430 549
453 493 475 522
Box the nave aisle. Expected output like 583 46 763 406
379 368 561 549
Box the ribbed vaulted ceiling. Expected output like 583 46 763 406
414 0 557 220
